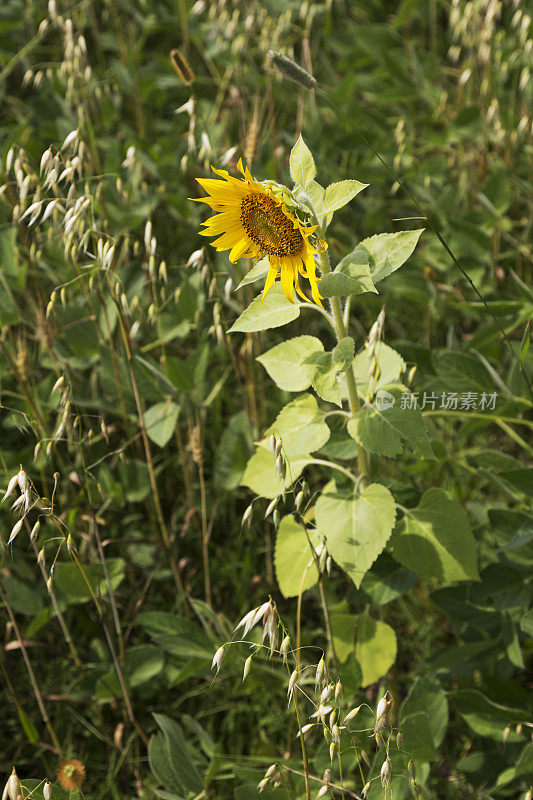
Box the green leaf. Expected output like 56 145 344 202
241 448 310 499
214 411 252 491
263 394 331 457
451 690 527 742
17 707 39 744
127 645 165 687
301 339 355 406
54 559 125 605
360 555 417 605
257 336 323 392
348 389 434 459
237 257 269 289
333 337 355 371
401 712 439 760
330 613 357 663
359 229 424 283
322 180 368 215
152 713 204 793
144 400 179 448
393 489 479 583
315 483 397 588
319 250 376 298
401 676 448 749
138 612 214 660
289 135 316 185
149 733 183 795
355 613 397 687
228 284 300 332
274 515 318 598
352 343 406 398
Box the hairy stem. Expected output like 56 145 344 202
317 247 370 487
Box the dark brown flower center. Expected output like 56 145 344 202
240 193 304 257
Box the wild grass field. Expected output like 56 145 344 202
0 1 532 798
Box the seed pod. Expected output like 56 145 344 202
267 50 317 90
242 655 252 682
274 439 282 458
295 490 304 511
265 764 277 779
329 709 337 728
43 780 53 799
264 497 278 518
380 757 392 790
396 731 403 748
269 434 277 455
335 680 343 702
315 656 326 691
516 723 523 736
30 521 40 542
319 546 327 573
2 474 19 504
17 468 28 493
329 741 336 761
211 645 225 674
273 509 280 528
362 782 370 798
8 519 24 546
280 634 290 663
4 768 21 800
326 556 332 575
241 504 253 528
361 750 370 767
288 669 298 696
317 786 328 799
344 705 361 723
408 759 415 779
331 723 340 744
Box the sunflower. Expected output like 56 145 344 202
193 159 323 306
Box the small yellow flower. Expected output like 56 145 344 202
193 160 323 306
57 758 86 791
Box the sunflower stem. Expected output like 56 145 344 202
317 247 370 488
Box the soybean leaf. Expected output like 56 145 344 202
451 690 528 742
401 676 449 749
257 336 323 392
229 284 300 332
393 489 479 583
330 613 357 663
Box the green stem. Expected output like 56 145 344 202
317 248 370 487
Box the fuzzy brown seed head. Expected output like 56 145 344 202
57 758 85 791
240 194 303 258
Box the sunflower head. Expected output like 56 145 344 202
57 758 86 791
193 159 323 306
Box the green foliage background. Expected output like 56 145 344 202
0 0 531 798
